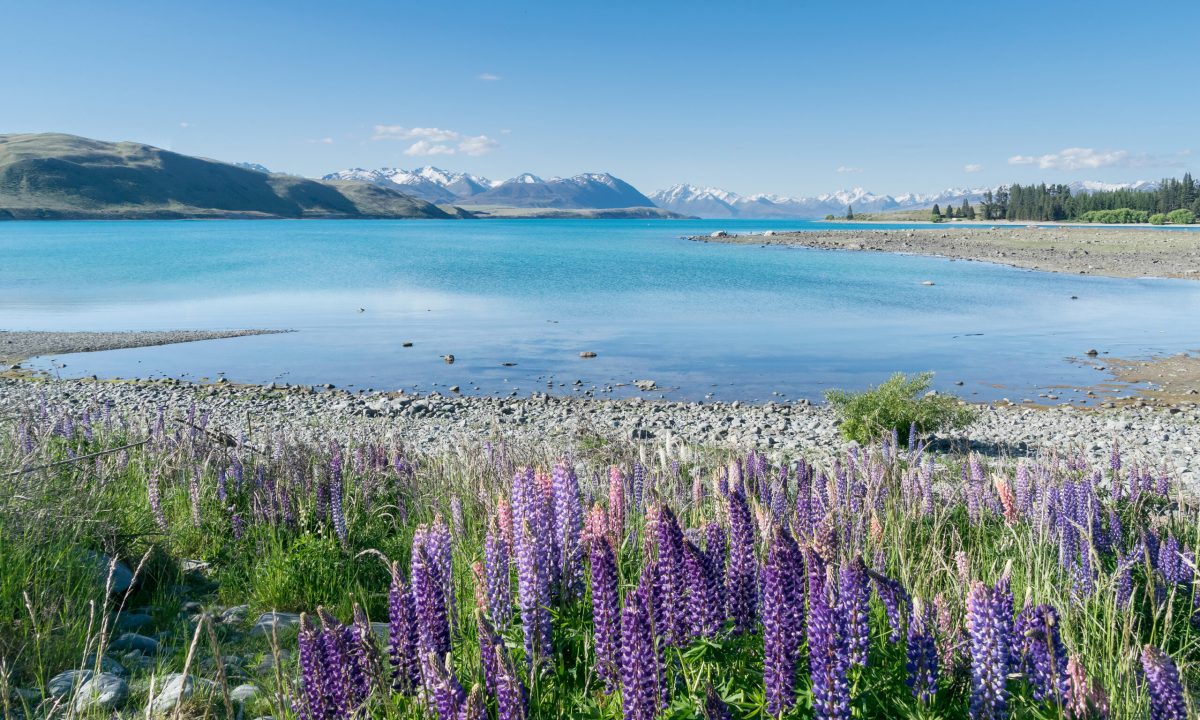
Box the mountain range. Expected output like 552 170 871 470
322 167 658 210
648 181 1161 219
0 134 452 220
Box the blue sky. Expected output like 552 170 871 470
3 0 1196 197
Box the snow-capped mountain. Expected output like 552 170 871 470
321 166 497 203
651 181 1159 219
235 162 272 174
325 166 657 209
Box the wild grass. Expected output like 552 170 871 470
0 392 1195 719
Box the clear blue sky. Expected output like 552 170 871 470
3 0 1196 197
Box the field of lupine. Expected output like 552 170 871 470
1 394 1197 719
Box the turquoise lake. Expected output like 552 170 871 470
3 219 1199 403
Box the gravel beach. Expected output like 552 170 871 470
696 225 1200 280
0 329 286 367
3 375 1197 491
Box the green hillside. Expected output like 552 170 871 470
0 133 452 219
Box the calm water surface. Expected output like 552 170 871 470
3 219 1198 403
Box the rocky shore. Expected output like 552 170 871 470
693 225 1200 280
3 375 1197 491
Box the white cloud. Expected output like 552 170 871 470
836 165 863 174
307 137 334 145
963 163 983 173
404 140 457 156
478 72 501 81
374 124 500 156
457 135 499 156
1008 147 1179 171
179 122 190 128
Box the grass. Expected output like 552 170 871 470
824 371 976 446
0 391 1196 718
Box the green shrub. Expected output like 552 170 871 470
1149 213 1167 225
1166 208 1195 224
1079 208 1150 224
824 371 976 445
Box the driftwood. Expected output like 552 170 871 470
1 438 148 478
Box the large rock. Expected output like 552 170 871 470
86 552 134 594
230 684 261 705
73 673 128 713
47 670 92 698
149 673 215 715
111 632 159 655
249 611 300 638
83 653 128 677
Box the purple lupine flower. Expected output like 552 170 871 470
421 516 457 631
725 490 759 633
297 614 328 720
1141 645 1187 720
515 520 553 666
632 462 646 510
484 520 513 627
705 522 728 611
967 580 1012 720
839 556 870 668
349 604 379 703
1116 554 1135 609
316 608 352 719
807 550 850 720
217 467 229 504
1014 604 1068 704
493 642 528 720
147 470 168 531
763 527 801 717
230 511 244 540
423 653 479 720
871 571 910 644
412 545 451 659
703 685 732 720
552 460 585 601
590 535 622 692
476 610 503 695
906 598 938 703
330 472 348 545
621 568 662 720
387 564 421 694
450 495 464 537
608 466 626 548
189 466 202 527
652 504 689 647
1159 535 1183 585
682 539 723 639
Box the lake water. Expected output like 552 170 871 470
3 218 1199 403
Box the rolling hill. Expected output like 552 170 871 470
0 134 453 219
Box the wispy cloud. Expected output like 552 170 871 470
307 137 334 145
373 124 499 156
963 163 983 173
836 165 862 174
478 72 501 81
179 121 190 128
1008 147 1181 171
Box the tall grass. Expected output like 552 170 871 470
0 392 1195 718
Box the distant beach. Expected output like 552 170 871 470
693 225 1200 280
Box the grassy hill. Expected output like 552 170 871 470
0 133 453 219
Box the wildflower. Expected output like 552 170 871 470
839 556 870 667
387 564 420 694
967 580 1012 720
1065 654 1110 719
1014 604 1068 704
725 490 759 633
297 614 328 720
590 535 621 692
608 466 625 547
906 598 938 703
476 610 503 695
412 545 451 659
552 460 584 601
763 527 801 716
652 503 689 646
703 685 733 720
515 520 552 666
147 470 167 531
621 568 663 720
807 550 850 720
484 520 513 627
493 643 528 720
871 571 910 644
1141 645 1187 720
683 538 723 639
705 522 728 610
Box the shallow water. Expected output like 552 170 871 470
3 218 1198 403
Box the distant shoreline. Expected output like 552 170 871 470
692 225 1200 280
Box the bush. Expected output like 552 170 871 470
1149 213 1167 225
1079 208 1150 224
1166 208 1195 224
824 371 976 445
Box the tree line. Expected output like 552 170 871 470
973 174 1198 222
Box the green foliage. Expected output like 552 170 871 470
1079 208 1150 224
998 173 1199 222
1150 213 1168 225
1166 208 1195 224
824 371 976 445
846 204 854 220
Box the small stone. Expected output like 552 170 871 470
1085 349 1099 356
579 351 597 358
633 380 657 391
111 632 159 655
402 342 413 347
48 670 93 698
149 673 215 715
250 611 301 638
921 280 935 286
442 355 455 364
230 684 261 705
449 385 460 393
74 673 129 713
